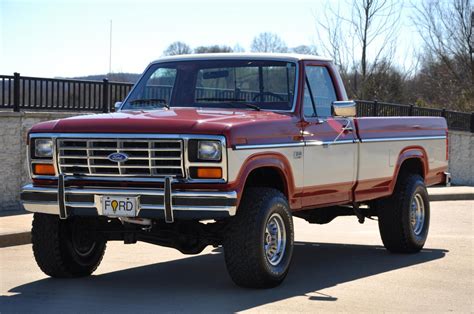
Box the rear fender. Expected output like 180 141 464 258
390 146 428 193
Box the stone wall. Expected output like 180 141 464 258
0 111 91 211
0 111 473 212
448 130 474 186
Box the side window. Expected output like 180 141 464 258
305 66 337 117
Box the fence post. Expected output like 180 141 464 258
372 100 378 116
409 104 414 116
441 108 446 118
470 112 474 133
13 72 20 112
102 78 109 113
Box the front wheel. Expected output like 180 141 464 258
223 188 294 288
32 213 106 277
377 174 430 253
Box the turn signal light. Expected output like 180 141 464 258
196 167 222 179
33 164 55 176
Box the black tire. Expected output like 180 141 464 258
32 213 106 277
377 173 430 253
223 187 294 288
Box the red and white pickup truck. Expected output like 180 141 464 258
21 53 449 288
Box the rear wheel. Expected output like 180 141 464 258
32 213 106 277
223 188 294 288
377 174 430 253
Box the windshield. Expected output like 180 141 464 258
121 60 297 111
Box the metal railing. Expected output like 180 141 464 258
356 100 473 132
0 73 133 112
1 73 472 132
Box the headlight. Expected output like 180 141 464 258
197 140 221 161
34 139 53 158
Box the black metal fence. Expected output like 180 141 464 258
1 73 472 132
356 100 473 132
0 73 133 112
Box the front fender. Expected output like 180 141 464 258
229 152 300 210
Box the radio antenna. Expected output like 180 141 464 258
109 20 112 74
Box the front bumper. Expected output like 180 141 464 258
21 180 237 222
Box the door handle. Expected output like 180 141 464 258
300 130 314 136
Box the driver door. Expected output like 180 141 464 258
301 64 357 208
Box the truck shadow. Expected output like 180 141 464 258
1 242 447 312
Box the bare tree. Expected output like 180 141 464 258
412 0 473 106
163 41 192 56
363 59 405 102
233 43 245 53
316 0 401 99
354 1 400 78
250 32 288 53
194 45 233 53
290 45 318 55
315 4 350 72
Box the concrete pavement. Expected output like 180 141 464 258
0 200 472 312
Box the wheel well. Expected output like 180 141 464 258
398 158 424 180
244 167 287 197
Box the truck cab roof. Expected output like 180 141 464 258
150 53 333 65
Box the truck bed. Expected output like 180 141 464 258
354 117 448 202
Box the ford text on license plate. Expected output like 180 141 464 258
101 195 138 217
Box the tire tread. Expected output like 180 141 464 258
32 213 106 277
377 173 428 253
224 187 293 288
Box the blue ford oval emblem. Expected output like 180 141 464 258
107 152 129 162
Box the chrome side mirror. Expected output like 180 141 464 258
332 101 356 117
114 102 122 111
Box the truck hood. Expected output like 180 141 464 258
30 108 300 146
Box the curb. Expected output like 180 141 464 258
429 193 474 201
0 231 31 248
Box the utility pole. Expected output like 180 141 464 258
109 20 112 74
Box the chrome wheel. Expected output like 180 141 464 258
410 193 425 236
264 213 287 266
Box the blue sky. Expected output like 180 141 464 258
0 0 419 77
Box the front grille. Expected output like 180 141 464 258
58 138 184 177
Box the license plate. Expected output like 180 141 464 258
101 195 138 217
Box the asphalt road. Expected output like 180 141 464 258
1 200 472 313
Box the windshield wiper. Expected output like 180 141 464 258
128 98 170 109
244 104 261 111
195 98 261 111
